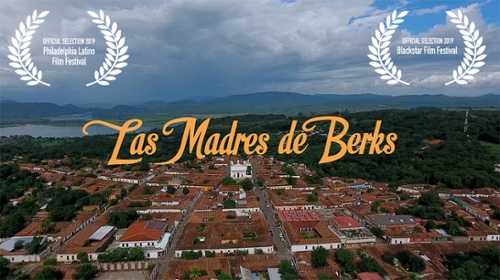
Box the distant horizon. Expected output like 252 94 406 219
1 91 499 107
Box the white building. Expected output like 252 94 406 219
118 221 175 258
0 236 50 263
229 160 252 180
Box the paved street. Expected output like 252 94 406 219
254 183 292 260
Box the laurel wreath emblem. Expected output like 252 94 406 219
444 10 486 85
86 10 129 86
7 10 50 86
368 10 409 85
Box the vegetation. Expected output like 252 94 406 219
0 256 11 278
77 252 89 263
370 227 384 238
182 187 190 195
240 178 253 191
358 255 383 274
183 268 208 279
218 274 232 280
181 250 203 260
382 252 395 265
97 247 145 262
222 198 237 209
444 246 499 280
334 248 357 275
34 266 64 280
318 273 331 280
278 259 300 280
222 176 237 185
72 263 99 280
43 258 57 266
306 192 319 202
107 210 139 228
311 246 328 268
396 251 426 273
396 191 445 221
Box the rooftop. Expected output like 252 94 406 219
279 210 320 222
366 214 417 226
118 221 166 243
329 216 362 229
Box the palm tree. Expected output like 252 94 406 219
188 268 201 279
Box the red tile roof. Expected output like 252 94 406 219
118 221 165 242
357 272 384 280
329 216 361 229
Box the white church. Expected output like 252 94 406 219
229 159 252 180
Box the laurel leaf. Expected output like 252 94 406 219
27 80 39 86
458 65 463 75
463 16 469 28
456 25 466 29
106 15 111 27
21 76 32 81
117 38 126 49
453 70 457 79
104 76 116 81
107 48 116 56
111 22 117 33
15 30 21 41
387 62 393 70
446 11 457 18
367 54 378 61
458 10 463 20
33 10 38 19
99 10 104 20
476 54 487 61
115 62 127 69
11 37 19 49
101 30 113 37
7 55 18 61
392 19 403 24
381 36 392 42
98 80 109 86
392 65 397 76
99 66 104 76
379 22 385 33
39 11 49 18
463 36 473 42
19 22 26 34
469 22 475 33
476 37 483 47
375 30 381 41
381 75 391 80
115 30 122 41
450 19 461 24
468 69 480 74
459 30 469 36
380 47 389 56
476 45 485 55
117 54 129 61
25 58 31 65
385 29 396 36
8 46 18 56
103 63 109 71
397 69 402 79
375 69 386 75
384 57 391 66
371 37 378 47
380 41 390 49
9 62 22 68
464 41 474 49
473 62 485 67
25 30 36 36
387 80 398 85
382 53 390 61
28 62 33 71
88 11 99 18
37 71 42 80
461 62 466 70
463 58 470 66
118 46 128 56
456 80 467 85
30 24 40 29
105 58 112 66
21 53 30 61
386 16 390 28
463 75 474 80
465 48 473 55
398 11 408 18
106 41 116 49
463 53 472 61
94 70 99 80
369 62 382 68
27 15 31 27
92 19 103 24
109 69 122 75
32 66 37 76
98 25 107 29
473 30 479 40
21 36 32 43
105 53 114 61
15 70 27 75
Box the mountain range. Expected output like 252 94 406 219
1 92 499 119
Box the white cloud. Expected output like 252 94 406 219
414 5 447 16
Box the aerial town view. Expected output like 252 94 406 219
1 0 500 280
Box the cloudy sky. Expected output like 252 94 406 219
0 0 498 104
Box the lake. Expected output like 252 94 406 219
0 125 154 138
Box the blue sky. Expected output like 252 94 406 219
0 0 499 104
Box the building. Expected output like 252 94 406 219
326 216 376 247
364 214 417 230
118 220 175 258
229 160 252 180
279 210 341 252
0 236 49 263
174 212 273 257
357 272 384 280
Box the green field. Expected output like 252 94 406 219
480 141 500 155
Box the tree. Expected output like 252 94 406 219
222 176 237 185
424 219 437 231
335 248 357 274
188 267 202 279
43 258 57 266
240 179 253 191
182 187 190 195
72 263 98 280
129 247 145 260
24 236 45 254
358 255 383 274
413 226 423 233
370 227 384 238
77 252 89 263
223 199 237 209
306 193 319 202
143 186 153 195
382 252 395 265
218 274 232 280
14 240 25 250
311 246 328 268
34 267 64 280
278 259 299 280
167 185 176 194
318 273 331 280
0 256 11 277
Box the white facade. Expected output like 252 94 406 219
57 252 99 262
174 245 274 257
290 242 341 253
487 233 500 241
229 160 252 180
388 237 411 244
